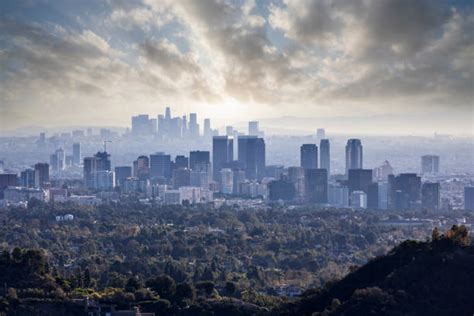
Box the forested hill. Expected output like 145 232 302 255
273 225 474 316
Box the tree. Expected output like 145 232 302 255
125 276 142 293
432 227 440 241
145 275 176 300
175 283 196 302
225 281 236 297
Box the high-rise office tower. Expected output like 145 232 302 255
348 169 377 208
319 139 330 174
248 121 259 136
165 107 171 120
20 169 35 188
212 136 234 181
288 166 305 200
238 136 266 180
174 155 189 170
0 174 17 199
348 169 373 194
300 144 318 170
350 191 367 209
172 168 191 189
189 113 199 139
190 151 210 170
94 151 111 172
374 160 394 182
83 157 97 188
232 169 246 194
72 143 81 166
388 173 421 210
150 152 172 180
421 155 440 174
181 115 188 137
304 168 328 203
204 118 211 138
134 156 150 180
464 187 474 210
316 128 325 141
422 182 440 210
114 166 132 187
226 126 234 136
83 151 111 188
269 179 296 201
50 148 66 172
345 139 363 174
34 163 49 188
220 168 233 194
131 114 153 135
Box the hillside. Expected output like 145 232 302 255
274 225 474 316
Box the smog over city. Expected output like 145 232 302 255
0 1 473 315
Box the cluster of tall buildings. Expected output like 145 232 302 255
131 107 216 140
1 111 473 211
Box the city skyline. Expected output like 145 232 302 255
1 1 473 135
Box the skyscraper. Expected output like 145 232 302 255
150 152 172 180
131 114 153 135
388 173 421 210
220 168 233 194
304 168 328 204
316 128 325 141
83 151 112 189
319 139 330 174
174 155 189 169
345 139 363 174
34 163 49 188
0 174 17 199
72 143 81 166
464 187 474 210
20 169 35 188
190 151 210 171
421 155 440 174
50 148 66 172
212 136 233 181
203 118 211 138
422 182 440 210
300 144 318 170
114 166 132 187
238 136 265 180
134 156 150 180
248 121 259 136
189 113 199 139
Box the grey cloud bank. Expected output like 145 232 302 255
0 0 472 135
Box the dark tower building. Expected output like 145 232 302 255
174 155 189 170
150 152 172 180
34 163 49 188
172 168 191 189
388 173 421 210
190 151 210 171
269 179 296 201
422 182 440 210
0 174 18 199
72 143 81 166
83 157 97 188
319 139 330 174
114 166 132 187
367 182 379 209
20 169 35 188
465 187 474 210
213 136 233 181
238 136 266 180
345 139 363 174
304 169 328 204
134 156 150 180
300 144 318 170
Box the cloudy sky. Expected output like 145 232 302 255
0 0 473 135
